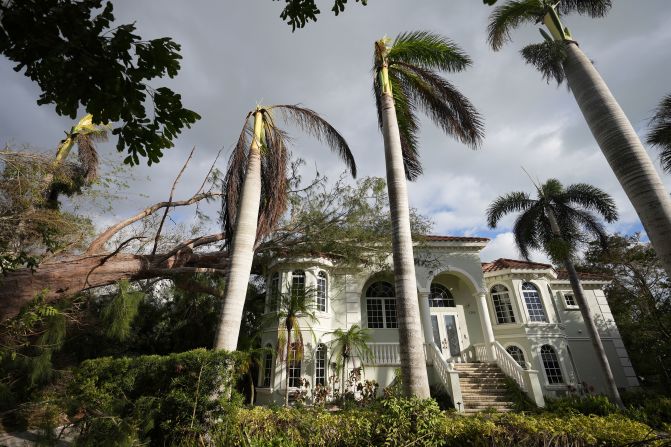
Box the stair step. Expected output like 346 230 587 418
462 396 511 403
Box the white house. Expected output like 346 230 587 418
255 235 638 412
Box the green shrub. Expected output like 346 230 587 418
621 389 671 430
66 349 246 446
545 394 618 416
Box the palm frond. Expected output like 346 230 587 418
521 40 567 86
274 105 357 178
563 206 609 248
556 0 612 18
258 112 289 241
387 31 471 73
222 114 252 246
394 63 484 149
486 191 534 228
487 0 545 51
389 70 423 180
647 93 671 173
512 203 544 260
561 183 617 223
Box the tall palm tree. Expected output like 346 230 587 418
328 324 373 397
487 0 671 279
648 93 671 174
373 31 484 398
43 114 110 205
487 178 624 408
274 287 319 406
214 105 356 352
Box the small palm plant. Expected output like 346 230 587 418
486 0 671 279
214 105 356 353
43 114 110 205
327 324 373 398
648 93 671 174
372 31 483 398
273 287 319 406
487 178 623 408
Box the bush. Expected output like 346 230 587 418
66 349 246 446
621 389 671 430
545 394 618 417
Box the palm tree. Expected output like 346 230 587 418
487 0 671 279
327 324 373 398
274 286 319 406
214 105 356 352
487 178 624 408
43 114 110 205
372 31 484 398
647 93 671 174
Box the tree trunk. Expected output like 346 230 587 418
0 251 227 322
563 42 671 278
285 326 292 406
380 91 431 399
545 207 624 408
214 112 264 351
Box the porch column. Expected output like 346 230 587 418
417 290 434 345
474 290 496 362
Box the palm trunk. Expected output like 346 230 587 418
545 207 624 408
285 326 292 406
214 112 264 351
380 91 431 398
41 137 74 203
562 42 671 278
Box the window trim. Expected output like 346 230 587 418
559 291 579 310
521 282 548 323
315 343 327 386
316 270 328 313
261 344 273 388
288 343 302 388
268 272 281 312
490 284 516 325
505 344 527 369
428 283 456 308
291 270 306 300
365 281 398 329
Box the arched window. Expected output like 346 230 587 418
365 281 397 328
269 272 280 311
522 282 547 322
506 345 526 369
288 342 302 388
491 285 516 324
262 344 273 387
540 345 564 384
317 271 328 312
291 270 305 299
429 283 455 307
315 344 327 386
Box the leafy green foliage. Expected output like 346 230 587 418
100 280 144 341
0 0 200 166
581 234 671 392
521 39 568 86
546 394 618 417
274 0 368 31
67 349 247 446
647 93 671 173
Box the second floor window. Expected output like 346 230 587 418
291 270 305 300
269 272 280 310
365 281 397 328
491 284 516 324
522 282 547 322
317 271 328 312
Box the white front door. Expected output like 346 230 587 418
430 311 463 361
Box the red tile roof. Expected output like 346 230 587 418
482 258 553 273
425 235 490 242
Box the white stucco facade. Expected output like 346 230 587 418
255 236 638 409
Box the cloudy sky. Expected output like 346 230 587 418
1 0 670 263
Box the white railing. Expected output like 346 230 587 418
426 343 464 412
364 343 401 365
491 341 545 408
474 343 489 362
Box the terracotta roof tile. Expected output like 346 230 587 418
482 258 553 273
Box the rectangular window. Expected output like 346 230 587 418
288 346 302 388
492 291 516 324
563 292 577 307
384 299 398 328
316 272 327 312
367 299 384 328
262 352 272 387
315 346 326 386
522 285 548 322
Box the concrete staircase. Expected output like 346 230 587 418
453 362 514 414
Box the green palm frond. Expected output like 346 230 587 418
521 40 568 86
647 93 671 173
222 114 252 244
486 191 534 228
512 202 544 260
556 0 612 18
487 0 545 51
388 70 423 179
328 324 373 374
258 113 290 241
395 63 484 149
561 183 617 222
387 31 471 72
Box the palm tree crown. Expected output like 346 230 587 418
373 31 484 180
647 93 671 173
222 105 356 244
328 324 373 386
487 178 617 261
